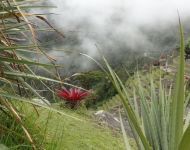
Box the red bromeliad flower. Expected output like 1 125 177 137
57 87 89 102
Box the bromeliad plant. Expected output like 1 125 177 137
104 18 190 150
57 87 89 108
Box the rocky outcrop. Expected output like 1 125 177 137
94 110 133 137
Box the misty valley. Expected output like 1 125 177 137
0 0 190 150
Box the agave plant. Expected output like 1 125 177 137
103 18 190 150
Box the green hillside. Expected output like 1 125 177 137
1 102 133 150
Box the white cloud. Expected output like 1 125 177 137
45 0 190 72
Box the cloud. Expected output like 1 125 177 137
43 0 190 73
49 0 190 26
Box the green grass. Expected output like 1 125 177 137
16 102 130 150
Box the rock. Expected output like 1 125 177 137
94 110 133 137
94 110 120 130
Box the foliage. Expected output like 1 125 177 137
0 103 45 149
0 0 66 149
0 1 126 150
70 71 117 108
104 19 190 150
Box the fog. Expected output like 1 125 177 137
40 0 190 74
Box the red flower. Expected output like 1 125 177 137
57 87 89 102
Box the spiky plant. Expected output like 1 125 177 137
104 18 190 150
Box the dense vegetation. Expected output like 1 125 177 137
0 0 190 150
0 1 126 149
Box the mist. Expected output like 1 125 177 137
40 0 190 74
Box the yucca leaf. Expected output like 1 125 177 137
179 125 190 150
103 57 152 150
159 79 169 150
119 111 132 150
169 16 185 150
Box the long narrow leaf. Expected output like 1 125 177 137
169 17 185 150
119 111 132 150
0 57 61 67
179 125 190 150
